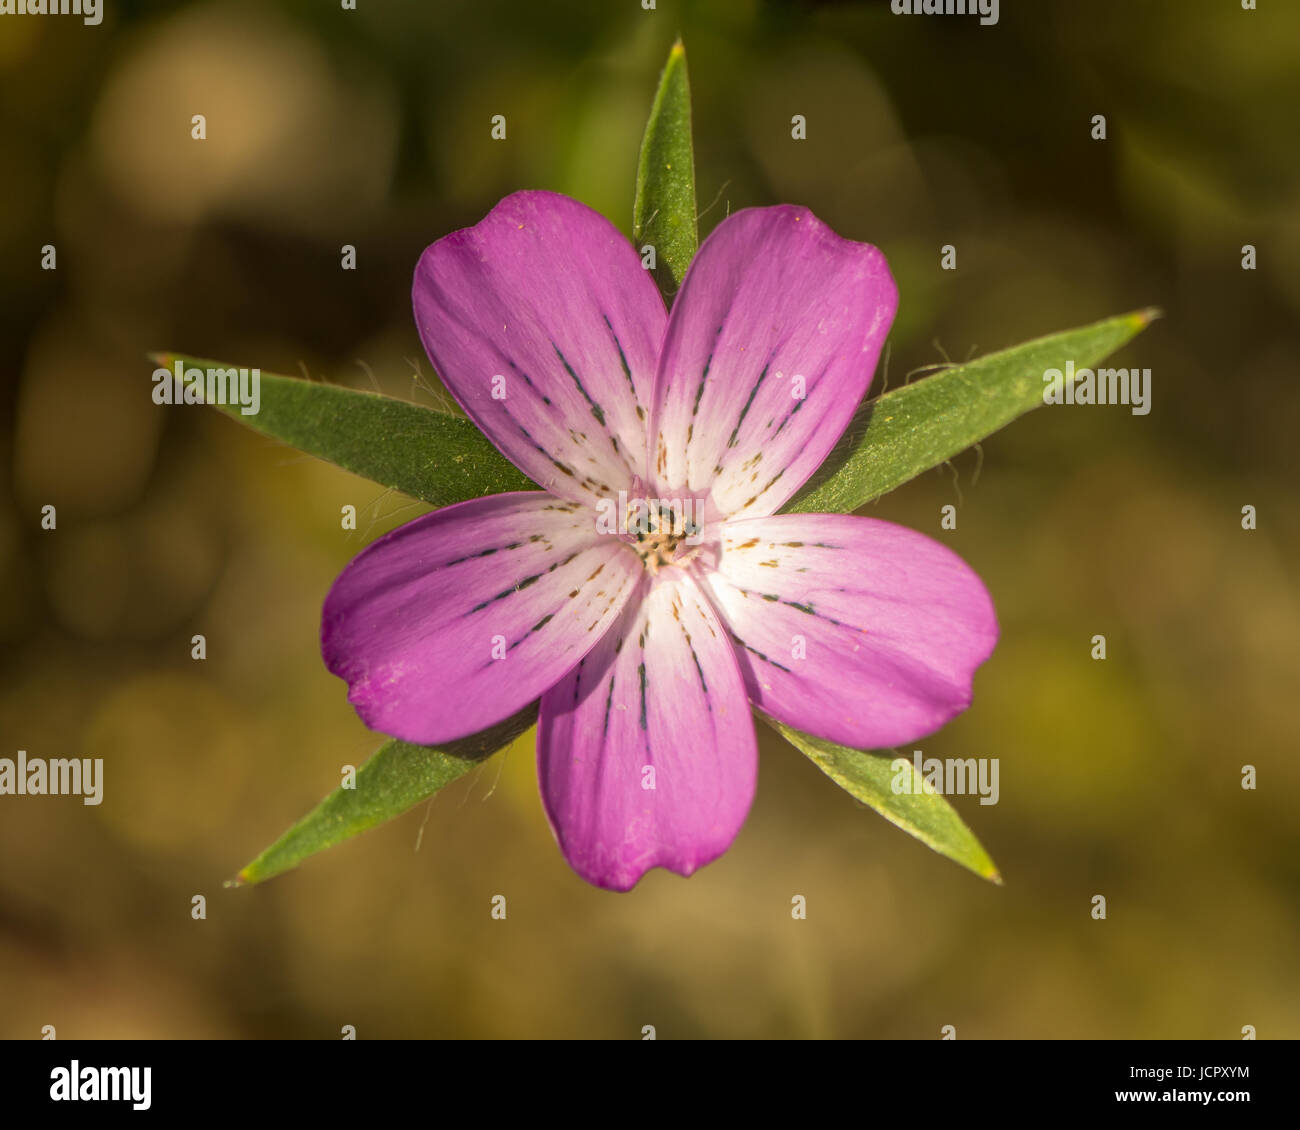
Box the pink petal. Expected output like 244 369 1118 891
412 191 666 504
538 570 757 891
648 205 897 522
699 513 998 750
322 492 641 744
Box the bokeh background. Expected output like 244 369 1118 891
1 0 1297 1039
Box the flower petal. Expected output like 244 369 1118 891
413 191 666 504
322 492 640 744
538 570 757 891
699 513 997 749
648 205 897 521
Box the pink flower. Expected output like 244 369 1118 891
322 191 997 890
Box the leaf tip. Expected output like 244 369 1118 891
148 351 173 368
670 37 685 58
1129 306 1163 330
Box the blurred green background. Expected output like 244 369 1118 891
1 0 1297 1039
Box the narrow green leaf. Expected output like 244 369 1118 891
770 719 1001 884
784 308 1160 515
150 353 532 508
234 705 538 886
632 40 698 301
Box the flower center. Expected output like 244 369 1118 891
625 501 701 575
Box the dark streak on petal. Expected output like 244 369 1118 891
726 361 772 450
446 540 525 566
602 673 617 735
680 611 710 699
469 572 542 613
770 355 832 437
727 629 793 674
507 358 551 406
731 582 842 627
602 313 637 394
553 341 607 427
740 467 785 510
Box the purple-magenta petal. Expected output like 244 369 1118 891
700 513 998 750
538 570 757 891
648 205 897 522
322 492 640 745
413 191 666 503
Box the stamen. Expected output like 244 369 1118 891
625 501 694 572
